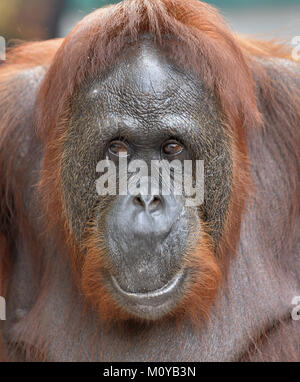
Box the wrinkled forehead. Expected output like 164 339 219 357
67 39 226 163
86 39 207 113
72 39 222 148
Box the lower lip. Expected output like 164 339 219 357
110 269 186 308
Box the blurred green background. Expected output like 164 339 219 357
0 0 299 42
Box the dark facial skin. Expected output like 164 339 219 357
61 39 232 320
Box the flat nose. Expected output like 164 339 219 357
127 193 181 239
133 194 162 213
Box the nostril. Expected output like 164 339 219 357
133 195 145 207
149 196 161 211
132 194 162 211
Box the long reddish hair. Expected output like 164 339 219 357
34 0 264 323
1 1 298 331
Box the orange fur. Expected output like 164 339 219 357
0 1 299 344
35 0 285 323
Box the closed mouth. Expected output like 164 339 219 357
109 269 187 319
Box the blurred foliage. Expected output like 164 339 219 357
0 0 65 41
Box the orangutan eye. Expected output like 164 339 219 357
108 140 129 158
162 140 184 157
